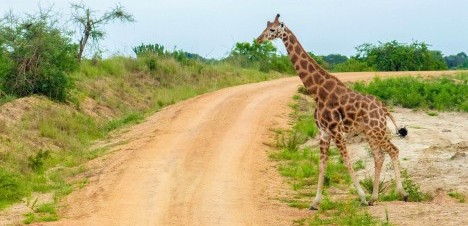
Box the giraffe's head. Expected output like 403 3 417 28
256 14 286 44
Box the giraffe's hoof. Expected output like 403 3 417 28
403 194 409 202
360 200 369 206
309 206 319 211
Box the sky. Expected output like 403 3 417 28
2 0 468 59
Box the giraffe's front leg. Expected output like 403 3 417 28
310 132 330 210
335 136 368 206
369 150 384 206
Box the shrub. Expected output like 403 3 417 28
353 75 467 112
28 150 50 173
355 41 448 71
0 169 28 207
0 12 78 101
333 58 375 72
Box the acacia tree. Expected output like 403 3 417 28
71 2 135 61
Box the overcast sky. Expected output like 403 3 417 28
3 0 468 59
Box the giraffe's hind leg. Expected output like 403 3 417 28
384 141 409 201
366 138 384 206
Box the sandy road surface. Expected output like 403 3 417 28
37 71 461 226
45 77 302 226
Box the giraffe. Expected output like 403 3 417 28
257 14 409 210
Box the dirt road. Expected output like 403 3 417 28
40 71 462 226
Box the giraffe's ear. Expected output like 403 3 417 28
267 21 272 26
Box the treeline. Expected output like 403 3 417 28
229 40 468 73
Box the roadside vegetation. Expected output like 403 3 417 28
353 73 468 112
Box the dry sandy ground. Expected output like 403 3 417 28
1 71 466 225
348 108 467 226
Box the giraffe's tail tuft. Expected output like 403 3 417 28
397 127 408 137
384 106 408 138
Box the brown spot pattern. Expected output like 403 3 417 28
300 60 308 69
291 54 298 63
304 76 313 87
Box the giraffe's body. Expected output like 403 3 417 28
257 15 408 209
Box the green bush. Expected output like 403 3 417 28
333 58 375 72
0 12 78 101
355 41 447 71
353 75 467 111
28 150 50 173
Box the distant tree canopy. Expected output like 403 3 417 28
444 52 468 69
354 41 447 71
229 41 277 62
322 54 348 68
227 40 293 74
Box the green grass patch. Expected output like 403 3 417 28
23 202 59 224
378 170 432 202
306 200 379 226
448 191 465 203
353 160 366 171
102 112 144 133
352 73 468 112
0 169 28 209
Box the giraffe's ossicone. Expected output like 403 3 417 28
257 14 409 210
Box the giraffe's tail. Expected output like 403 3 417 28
384 107 408 137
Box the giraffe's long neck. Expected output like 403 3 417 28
281 28 347 98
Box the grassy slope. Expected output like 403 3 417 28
0 56 287 222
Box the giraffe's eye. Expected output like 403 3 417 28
270 29 275 32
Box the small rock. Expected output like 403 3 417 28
450 152 466 160
442 129 451 132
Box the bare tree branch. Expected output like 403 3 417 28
70 2 135 61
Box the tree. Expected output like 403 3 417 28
71 2 135 61
307 52 330 70
230 40 277 62
355 40 447 71
322 54 348 69
0 10 78 101
444 52 468 69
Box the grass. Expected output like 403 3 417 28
448 191 465 203
23 202 59 224
0 55 288 220
378 170 432 202
426 111 438 116
352 72 468 112
353 160 366 171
